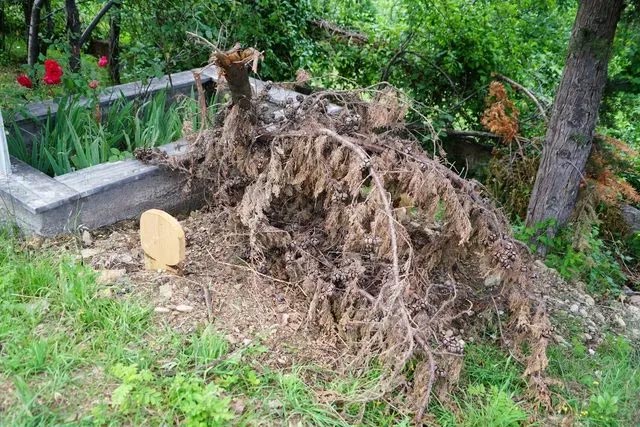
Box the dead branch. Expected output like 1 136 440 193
493 73 548 122
313 19 369 44
443 129 502 140
318 128 402 290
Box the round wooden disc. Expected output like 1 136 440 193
140 209 185 267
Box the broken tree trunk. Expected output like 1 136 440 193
212 46 260 111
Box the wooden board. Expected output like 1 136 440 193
140 209 185 271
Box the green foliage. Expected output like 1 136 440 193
514 221 627 294
100 363 234 426
6 91 193 176
432 343 529 427
457 383 528 427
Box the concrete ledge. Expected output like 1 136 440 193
0 140 199 236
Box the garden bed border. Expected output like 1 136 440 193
0 67 317 236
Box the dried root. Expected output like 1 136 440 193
141 46 551 422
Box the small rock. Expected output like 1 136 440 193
280 313 290 326
97 269 126 285
594 312 606 324
626 305 640 320
613 315 626 330
629 328 640 340
82 230 93 246
444 329 454 338
629 295 640 307
81 248 102 259
175 304 194 313
583 294 595 307
588 348 596 356
154 306 171 313
484 274 501 288
553 334 569 346
98 288 113 298
231 399 246 414
242 338 252 346
579 308 588 318
583 333 593 341
267 400 283 410
569 303 580 314
158 284 173 299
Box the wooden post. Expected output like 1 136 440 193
0 110 11 177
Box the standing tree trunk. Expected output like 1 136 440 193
0 3 6 52
108 2 121 84
65 0 81 72
526 0 625 237
27 0 45 66
40 0 52 57
22 0 33 41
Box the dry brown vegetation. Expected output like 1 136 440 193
138 45 554 422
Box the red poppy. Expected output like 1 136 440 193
98 56 108 68
16 74 33 88
88 80 99 90
43 59 63 85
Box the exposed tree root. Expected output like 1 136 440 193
138 45 552 422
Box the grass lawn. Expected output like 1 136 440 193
0 228 638 426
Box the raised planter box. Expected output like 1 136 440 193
0 67 324 236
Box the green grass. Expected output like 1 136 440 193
548 335 640 426
0 229 376 426
1 227 639 426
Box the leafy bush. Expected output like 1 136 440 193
514 221 627 294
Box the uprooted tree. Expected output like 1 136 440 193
139 41 554 421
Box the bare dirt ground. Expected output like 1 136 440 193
77 207 343 372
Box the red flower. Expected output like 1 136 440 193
98 56 108 68
43 59 63 85
16 74 33 88
88 80 99 90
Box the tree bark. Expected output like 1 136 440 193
27 0 45 66
108 2 121 84
22 0 33 41
526 0 625 235
65 0 81 72
213 47 255 111
78 0 117 46
40 0 52 58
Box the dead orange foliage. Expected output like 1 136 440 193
481 81 520 143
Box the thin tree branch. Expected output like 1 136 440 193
78 0 116 46
493 73 548 122
442 129 502 139
380 32 414 82
312 19 368 44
